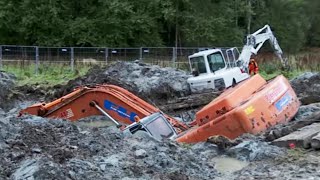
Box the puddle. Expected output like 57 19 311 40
78 120 114 128
77 116 115 128
212 157 249 174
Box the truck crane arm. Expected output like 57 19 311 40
238 24 288 72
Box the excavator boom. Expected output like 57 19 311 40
19 85 189 133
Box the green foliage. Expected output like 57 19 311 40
0 0 319 52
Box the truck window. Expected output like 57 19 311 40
207 53 226 72
190 56 207 74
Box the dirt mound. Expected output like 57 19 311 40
290 72 320 105
47 62 219 114
50 62 191 105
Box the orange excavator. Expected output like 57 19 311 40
19 73 299 143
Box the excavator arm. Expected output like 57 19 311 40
19 84 189 133
237 24 288 72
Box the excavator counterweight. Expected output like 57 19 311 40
176 74 300 142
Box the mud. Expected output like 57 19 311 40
1 111 225 180
1 65 320 179
0 71 15 109
5 111 319 180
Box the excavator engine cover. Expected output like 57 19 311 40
176 74 300 143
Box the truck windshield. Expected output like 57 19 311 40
190 56 207 74
146 116 174 140
207 53 226 72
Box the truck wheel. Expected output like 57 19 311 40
232 79 237 87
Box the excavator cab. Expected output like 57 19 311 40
123 112 178 141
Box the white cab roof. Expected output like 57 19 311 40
189 49 221 58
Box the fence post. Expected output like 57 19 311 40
0 45 2 70
172 47 176 68
139 47 143 62
35 46 39 75
105 48 108 65
70 47 74 71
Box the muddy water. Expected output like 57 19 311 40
78 121 114 127
212 157 249 174
77 117 115 128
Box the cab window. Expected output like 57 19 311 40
207 53 226 72
146 116 174 140
190 56 207 74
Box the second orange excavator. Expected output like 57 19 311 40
19 73 299 143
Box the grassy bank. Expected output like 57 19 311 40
2 64 91 87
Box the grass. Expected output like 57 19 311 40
1 58 315 87
259 62 310 80
259 69 306 80
287 148 307 160
2 63 91 87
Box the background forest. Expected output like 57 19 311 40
0 0 319 53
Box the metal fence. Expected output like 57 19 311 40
4 45 317 73
0 45 216 73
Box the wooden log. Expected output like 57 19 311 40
159 91 220 112
272 123 320 149
265 112 320 141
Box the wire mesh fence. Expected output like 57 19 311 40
0 46 212 74
1 45 318 74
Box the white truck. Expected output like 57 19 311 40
187 24 288 93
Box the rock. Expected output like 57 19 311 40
134 149 147 158
0 108 4 115
295 103 320 120
311 132 320 149
23 116 49 125
31 148 42 153
290 72 320 105
227 140 286 161
12 159 39 180
97 154 120 168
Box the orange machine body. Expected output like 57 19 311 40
19 85 189 133
20 74 300 143
176 74 300 143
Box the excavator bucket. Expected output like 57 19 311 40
176 74 300 143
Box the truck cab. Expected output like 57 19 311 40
187 48 249 93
